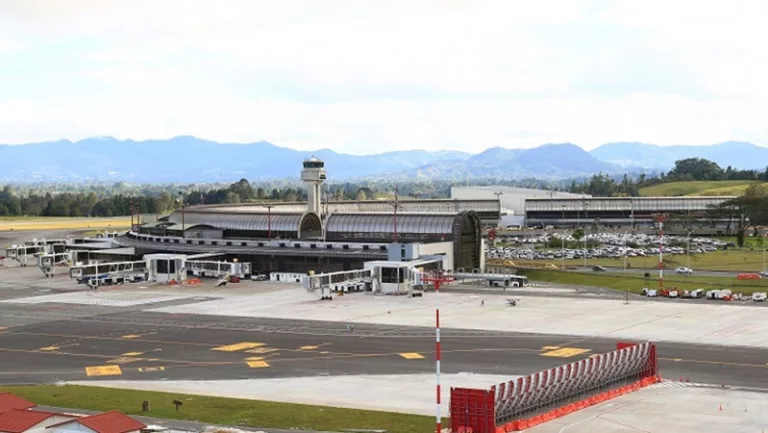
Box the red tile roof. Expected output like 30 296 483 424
0 394 36 415
49 411 145 433
0 409 58 433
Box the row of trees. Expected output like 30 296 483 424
567 158 768 197
1 157 767 219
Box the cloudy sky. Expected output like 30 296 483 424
1 0 766 154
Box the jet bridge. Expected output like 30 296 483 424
186 259 251 279
6 245 46 266
36 252 72 278
302 269 374 292
448 271 528 287
69 260 147 280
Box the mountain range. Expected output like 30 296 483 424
0 137 765 183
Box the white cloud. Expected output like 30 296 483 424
0 0 766 153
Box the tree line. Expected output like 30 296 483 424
567 158 768 197
1 157 766 218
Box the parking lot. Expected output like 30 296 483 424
487 232 729 262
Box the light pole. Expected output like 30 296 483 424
623 232 628 274
494 191 503 228
265 204 274 241
763 229 767 274
178 192 185 238
561 230 565 270
686 231 691 270
654 214 668 291
583 202 589 269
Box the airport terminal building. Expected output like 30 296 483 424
123 158 486 274
524 196 736 231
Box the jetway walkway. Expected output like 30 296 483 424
303 269 374 292
448 271 528 286
187 260 251 279
37 252 72 277
6 245 47 266
69 260 147 280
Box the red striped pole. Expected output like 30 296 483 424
436 277 441 433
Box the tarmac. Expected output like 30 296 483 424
2 229 768 432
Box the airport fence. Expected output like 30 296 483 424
450 341 660 433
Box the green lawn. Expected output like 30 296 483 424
546 250 768 272
0 385 436 433
519 269 768 295
638 180 764 197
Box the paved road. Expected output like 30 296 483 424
570 266 742 278
0 304 766 389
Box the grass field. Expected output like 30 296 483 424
638 180 765 197
538 250 768 272
0 216 132 231
0 385 435 433
519 269 768 295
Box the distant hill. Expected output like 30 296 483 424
638 180 766 197
386 143 628 181
0 136 472 183
1 136 765 183
591 141 768 170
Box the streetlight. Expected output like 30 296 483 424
178 191 185 238
762 229 767 275
265 204 274 241
686 231 692 270
494 191 503 228
583 202 590 269
623 232 628 274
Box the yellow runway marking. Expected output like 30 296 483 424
39 346 59 351
542 348 591 358
138 367 165 372
244 347 278 354
121 334 141 339
85 365 122 376
245 356 264 361
246 360 270 368
299 345 318 350
212 342 265 352
122 352 144 357
542 346 561 350
399 352 425 359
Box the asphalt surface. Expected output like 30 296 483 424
0 301 766 390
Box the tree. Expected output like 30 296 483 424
667 158 724 181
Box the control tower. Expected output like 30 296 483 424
301 156 327 215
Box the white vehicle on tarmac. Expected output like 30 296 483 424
675 267 693 274
752 292 767 302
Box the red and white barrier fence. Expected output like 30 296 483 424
450 341 660 433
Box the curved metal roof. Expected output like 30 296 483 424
167 210 303 232
325 212 457 235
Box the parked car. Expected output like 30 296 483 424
675 267 693 274
752 292 767 302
